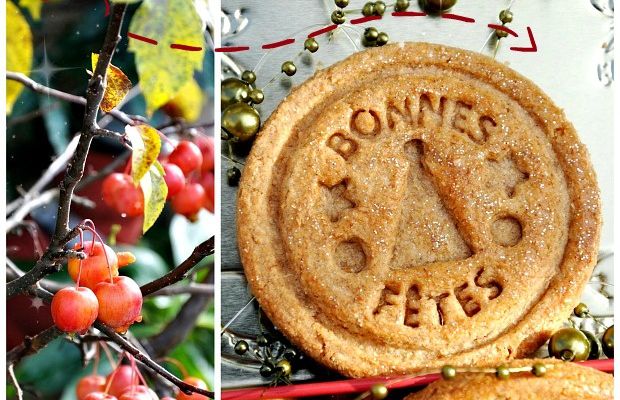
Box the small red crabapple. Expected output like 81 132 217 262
51 287 99 334
170 183 206 222
76 375 106 400
176 377 209 400
68 241 119 290
162 162 186 199
94 276 143 333
194 136 214 172
106 366 140 398
168 141 203 175
199 172 214 214
83 392 118 400
101 173 144 217
119 385 158 400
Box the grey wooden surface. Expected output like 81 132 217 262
220 0 614 389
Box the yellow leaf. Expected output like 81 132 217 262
163 79 204 122
125 124 162 185
140 161 168 233
128 0 205 116
19 0 43 20
92 53 132 112
7 1 33 114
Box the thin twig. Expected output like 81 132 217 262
6 135 79 215
140 237 215 296
7 326 63 365
6 71 134 125
96 323 214 397
148 282 214 297
7 364 23 400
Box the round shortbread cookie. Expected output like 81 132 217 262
237 43 601 377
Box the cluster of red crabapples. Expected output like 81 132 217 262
51 222 143 334
77 351 209 400
102 135 215 221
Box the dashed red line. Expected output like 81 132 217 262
215 46 250 53
308 24 338 38
350 15 382 24
171 43 203 51
128 32 158 45
392 11 427 17
262 38 296 50
488 24 518 37
441 13 475 23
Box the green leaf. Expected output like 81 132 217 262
7 1 33 114
128 0 205 116
125 124 162 185
140 161 168 233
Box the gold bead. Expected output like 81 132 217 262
362 2 375 16
249 89 264 104
331 9 346 24
370 384 388 400
499 9 513 23
376 32 389 46
241 70 256 84
573 302 589 318
532 363 546 377
304 37 319 53
496 365 510 380
281 61 297 76
221 78 249 109
495 28 508 39
548 328 591 362
441 365 456 380
395 0 410 11
422 0 457 13
221 102 260 142
374 1 386 15
276 359 292 376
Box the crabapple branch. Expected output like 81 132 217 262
96 324 214 397
18 284 213 397
140 236 215 296
6 3 128 299
7 326 63 365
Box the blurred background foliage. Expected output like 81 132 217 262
6 0 215 398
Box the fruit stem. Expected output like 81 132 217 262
162 357 189 379
158 129 175 146
75 228 85 288
130 355 151 390
93 343 101 375
130 356 137 395
100 342 116 367
124 156 132 175
82 220 98 256
83 223 114 283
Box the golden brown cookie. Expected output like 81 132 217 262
237 43 601 377
404 359 613 399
